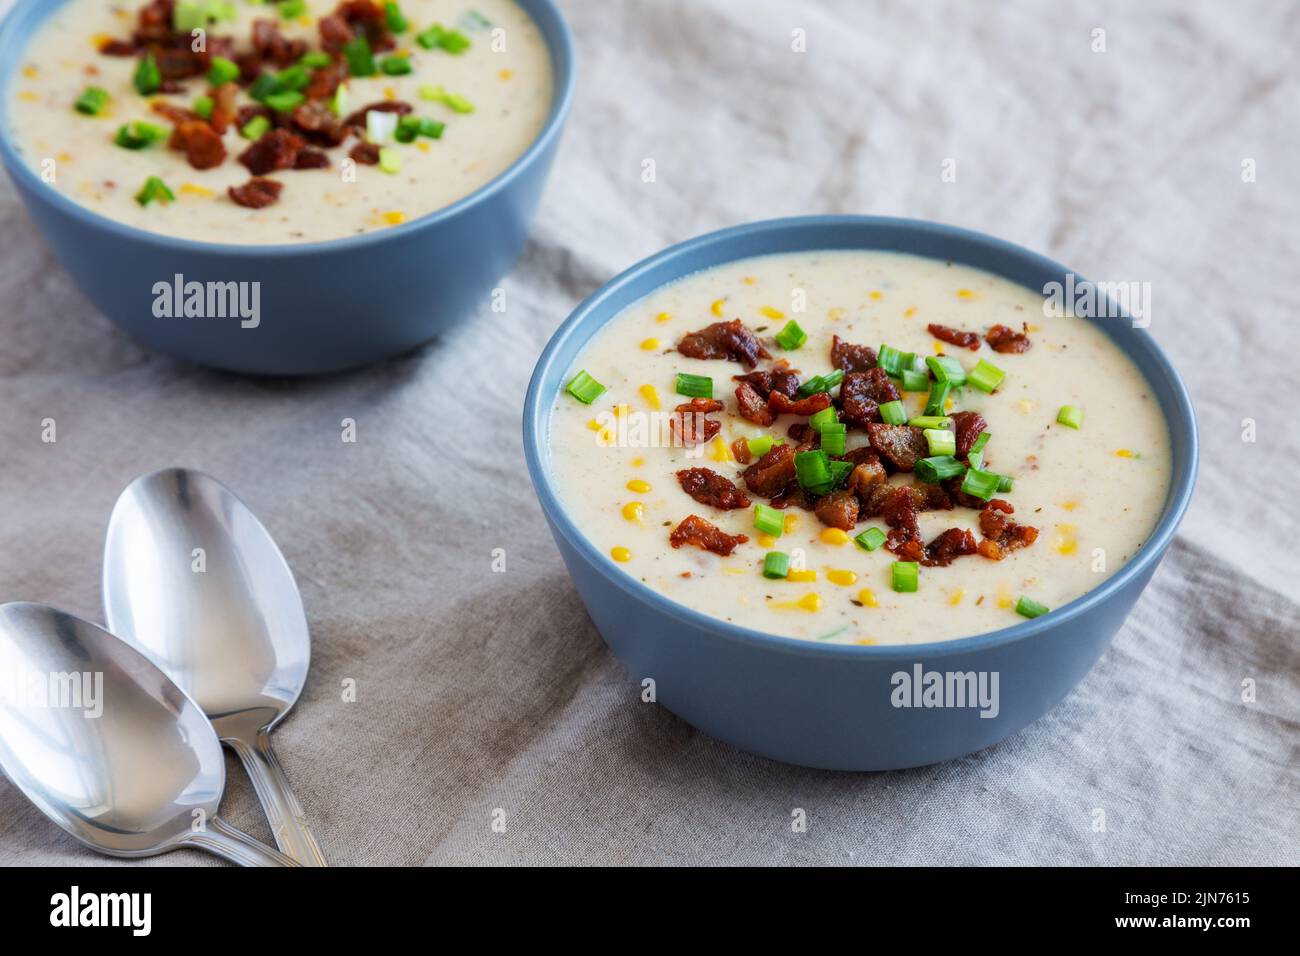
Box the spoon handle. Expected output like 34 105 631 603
187 817 301 867
228 729 329 867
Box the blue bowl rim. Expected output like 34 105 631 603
523 215 1199 661
0 0 575 258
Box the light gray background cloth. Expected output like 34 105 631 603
0 0 1296 866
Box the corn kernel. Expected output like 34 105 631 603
710 298 726 317
498 68 514 80
904 307 917 317
1054 523 1079 555
1114 448 1134 458
948 587 965 607
611 547 631 562
869 290 883 301
18 92 38 102
956 288 978 299
828 307 846 321
760 305 784 319
631 456 645 467
796 593 823 612
742 276 757 285
857 588 879 608
1060 500 1079 511
21 66 37 79
788 570 817 583
655 311 672 324
855 637 878 645
612 403 630 418
997 585 1014 609
820 528 850 546
384 86 397 100
586 418 603 431
783 514 799 533
1016 399 1037 414
621 502 644 523
639 337 660 350
933 340 946 353
179 183 215 198
758 534 777 548
626 479 651 493
639 384 661 410
708 436 732 462
417 142 431 153
381 211 406 226
827 569 857 586
91 33 112 50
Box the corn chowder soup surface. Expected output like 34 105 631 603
549 251 1171 646
8 0 552 243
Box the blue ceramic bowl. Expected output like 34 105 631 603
524 216 1198 771
0 0 574 375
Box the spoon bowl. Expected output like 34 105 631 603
0 603 295 865
103 468 326 865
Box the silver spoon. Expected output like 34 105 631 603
103 468 327 867
0 603 297 866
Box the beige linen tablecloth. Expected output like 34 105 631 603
0 0 1296 866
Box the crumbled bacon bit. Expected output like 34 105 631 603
927 323 981 350
678 319 770 368
209 82 239 135
292 100 348 145
294 148 331 169
976 499 1038 559
906 482 954 512
898 527 979 567
336 0 396 52
669 515 749 556
342 99 413 129
858 482 895 519
841 367 900 428
168 120 226 170
881 486 921 552
228 177 283 209
731 438 752 464
669 398 723 446
986 323 1032 353
349 141 381 165
742 443 797 498
866 423 929 471
733 366 801 400
151 100 197 124
734 380 775 426
950 410 988 459
238 128 305 175
133 0 175 45
845 452 887 496
304 61 349 102
252 18 306 67
98 38 139 56
676 468 751 511
814 488 859 530
152 42 209 81
830 335 877 373
318 13 356 54
768 390 832 418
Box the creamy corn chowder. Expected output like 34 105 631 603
8 0 552 243
549 251 1171 645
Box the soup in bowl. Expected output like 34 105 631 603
0 0 574 373
524 217 1197 770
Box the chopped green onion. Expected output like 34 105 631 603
565 370 605 404
915 455 966 484
264 90 305 112
1015 596 1049 619
1057 405 1084 429
397 116 447 141
328 83 350 118
996 474 1015 493
794 450 831 491
114 120 167 149
207 56 241 87
378 147 402 173
808 406 838 429
754 504 785 537
274 64 312 91
278 0 308 19
459 10 493 31
762 551 790 579
366 109 398 143
925 354 967 387
901 368 930 392
826 459 854 490
795 368 843 397
248 73 282 102
818 424 847 457
674 373 712 399
892 561 919 593
746 435 783 459
74 86 110 116
416 24 472 53
343 36 376 76
384 1 410 32
135 176 174 207
173 1 206 33
132 54 162 95
878 400 908 425
206 1 237 22
907 415 952 430
193 95 214 120
967 358 1005 393
774 320 807 350
299 51 333 69
876 344 915 377
924 379 951 417
240 115 271 140
960 466 1000 501
924 428 956 458
381 55 413 75
969 431 990 456
855 527 886 552
420 84 474 113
